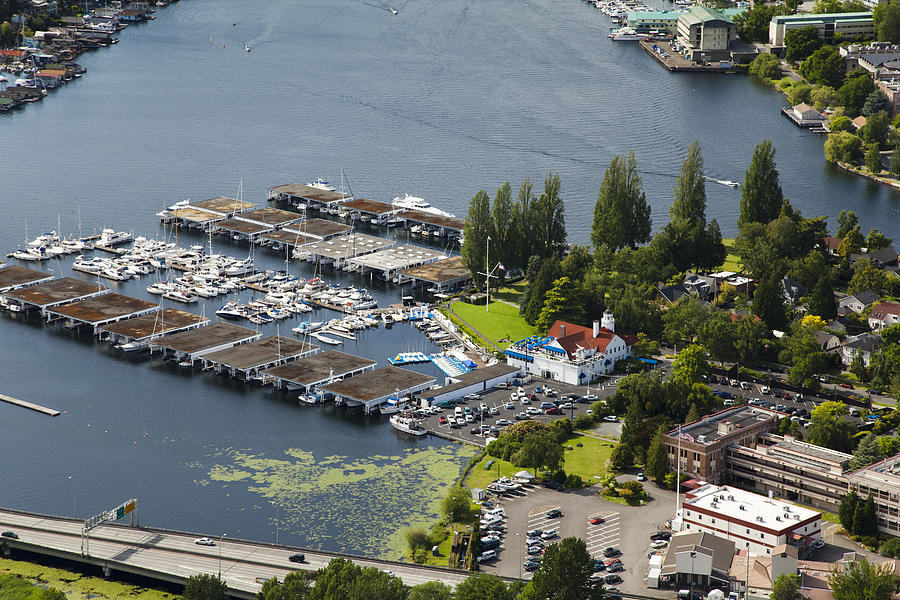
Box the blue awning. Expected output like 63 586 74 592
638 358 659 364
504 350 534 362
544 345 566 355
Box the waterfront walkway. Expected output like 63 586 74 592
0 508 471 597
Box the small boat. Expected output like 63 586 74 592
311 332 342 345
390 413 427 436
298 395 318 405
245 43 252 52
390 7 398 14
216 301 246 319
382 313 394 325
292 321 324 335
118 340 147 352
163 290 198 303
380 398 403 415
98 228 133 246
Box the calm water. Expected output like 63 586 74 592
2 0 900 558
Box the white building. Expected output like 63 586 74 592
679 484 823 557
504 311 634 385
769 12 874 47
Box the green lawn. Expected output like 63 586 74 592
466 455 521 491
563 434 615 481
491 280 528 305
719 238 742 272
450 300 536 346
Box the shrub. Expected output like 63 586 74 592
564 473 584 488
574 414 595 430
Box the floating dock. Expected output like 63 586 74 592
340 198 403 222
200 336 318 379
262 350 377 391
349 245 445 277
214 207 303 242
98 309 211 346
1 277 109 315
299 233 395 264
45 293 158 333
0 393 60 417
150 321 261 361
267 183 352 210
297 218 353 239
193 196 257 214
388 352 430 365
400 256 470 293
322 365 436 414
0 265 55 293
160 196 258 229
400 209 464 236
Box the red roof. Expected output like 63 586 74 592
870 302 900 320
823 236 842 251
0 50 25 57
547 320 618 357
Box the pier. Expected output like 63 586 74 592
0 393 61 416
45 293 158 333
400 255 470 293
0 265 54 292
298 233 396 265
200 336 318 380
98 309 211 346
267 183 352 211
400 209 464 237
213 207 303 242
339 198 404 224
1 277 109 316
322 365 436 413
150 322 261 362
349 245 445 278
262 350 377 391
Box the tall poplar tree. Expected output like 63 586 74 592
512 179 536 269
645 423 670 485
461 190 492 289
658 141 713 272
752 275 788 330
591 151 651 252
491 182 513 282
534 172 567 260
738 140 784 229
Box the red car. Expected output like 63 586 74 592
438 416 448 425
544 407 563 415
606 558 622 566
839 383 853 389
590 517 605 525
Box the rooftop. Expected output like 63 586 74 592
237 207 302 226
3 277 107 307
340 198 401 215
46 293 157 324
302 233 394 260
169 207 226 224
296 218 352 239
201 336 317 371
191 196 257 213
684 484 821 532
153 321 259 355
258 229 318 247
268 183 351 204
399 209 465 231
848 452 900 484
428 363 521 397
667 405 779 445
660 531 736 575
401 255 470 283
0 265 54 292
214 219 270 235
262 350 377 386
323 366 435 402
766 434 853 469
350 244 445 272
97 309 210 340
771 11 872 24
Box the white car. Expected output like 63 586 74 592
526 407 542 415
476 550 498 563
651 539 668 549
603 415 618 422
504 402 515 410
194 537 215 546
540 529 558 540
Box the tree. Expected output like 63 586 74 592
749 52 782 79
875 0 900 43
736 5 787 41
455 573 514 600
861 493 878 536
850 433 883 470
891 146 900 175
685 403 700 424
788 81 813 106
408 581 453 600
811 84 839 111
258 571 314 600
851 351 868 381
309 559 406 600
662 295 712 345
523 258 561 325
461 190 492 289
800 45 845 88
829 557 896 600
645 424 670 485
877 435 899 457
510 180 535 271
753 276 788 330
536 276 584 332
657 141 713 273
513 430 564 476
840 490 860 531
861 110 890 148
863 90 892 117
441 486 474 523
866 143 883 174
830 115 852 132
808 277 838 320
838 72 875 117
591 152 651 252
824 131 863 164
881 536 900 558
839 226 865 259
670 344 710 386
490 182 514 282
808 402 855 453
849 258 888 295
867 229 893 250
33 590 66 600
534 172 567 260
520 537 604 600
837 209 859 238
184 574 227 600
784 26 822 63
609 442 633 470
739 140 784 229
771 574 803 600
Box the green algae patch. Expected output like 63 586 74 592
0 558 179 600
199 444 477 560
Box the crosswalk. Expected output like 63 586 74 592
585 510 620 559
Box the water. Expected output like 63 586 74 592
1 0 899 558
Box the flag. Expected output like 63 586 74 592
498 263 505 271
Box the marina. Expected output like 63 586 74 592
1 277 108 315
44 293 158 333
158 196 258 229
200 336 319 380
98 308 211 349
349 245 446 280
261 350 378 391
322 365 436 414
267 183 352 211
213 208 303 242
0 265 55 292
297 233 396 265
400 256 471 293
149 321 261 362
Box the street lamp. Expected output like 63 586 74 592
218 533 228 579
485 235 491 312
67 475 76 518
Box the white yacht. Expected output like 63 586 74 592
306 178 336 192
389 414 427 436
391 193 456 218
98 228 133 246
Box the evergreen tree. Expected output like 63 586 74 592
828 557 896 600
534 172 567 260
658 142 710 272
840 490 860 531
536 276 584 332
890 147 900 176
700 218 727 271
512 180 536 270
838 226 865 259
685 404 700 424
523 258 561 325
461 190 492 289
645 423 670 485
808 277 837 320
738 140 784 229
862 90 892 117
852 498 864 535
866 143 883 174
490 182 513 282
771 574 803 600
183 574 227 600
752 276 788 330
591 151 651 252
861 493 878 537
520 537 604 600
850 433 883 470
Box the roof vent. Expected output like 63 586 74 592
776 516 782 521
794 514 801 520
697 435 707 443
739 505 746 511
729 495 735 501
756 516 764 522
783 506 791 512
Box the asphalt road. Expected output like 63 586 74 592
0 508 471 595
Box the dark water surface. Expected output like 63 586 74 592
1 0 899 558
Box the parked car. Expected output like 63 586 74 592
607 563 625 573
590 517 605 525
527 545 544 555
651 540 668 549
546 509 562 518
544 407 562 415
438 416 448 425
650 530 671 541
636 472 645 481
605 574 623 584
540 529 558 540
527 529 543 537
515 412 532 420
496 418 511 426
603 415 618 422
476 550 497 563
839 383 853 389
524 560 540 571
603 547 622 557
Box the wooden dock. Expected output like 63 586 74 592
0 393 60 416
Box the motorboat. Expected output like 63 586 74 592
225 258 254 276
298 395 318 405
292 321 324 335
306 178 335 192
382 313 394 325
389 413 427 436
163 289 198 303
311 332 342 345
391 193 455 218
98 228 133 246
216 301 247 319
380 398 403 415
608 27 644 40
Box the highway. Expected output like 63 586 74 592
0 508 471 597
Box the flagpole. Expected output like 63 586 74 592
675 425 682 526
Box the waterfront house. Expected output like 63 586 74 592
868 245 899 268
676 6 737 62
868 302 900 330
504 311 634 385
769 12 874 47
841 332 883 366
838 290 879 315
852 115 868 130
791 103 824 125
